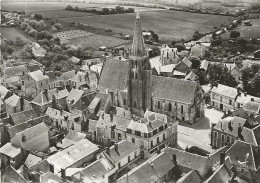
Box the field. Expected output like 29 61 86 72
58 10 232 41
68 34 130 49
37 10 95 18
1 27 32 44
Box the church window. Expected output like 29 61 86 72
158 101 161 109
181 105 184 114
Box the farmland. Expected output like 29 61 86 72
1 27 32 44
36 10 95 18
68 34 130 49
58 10 232 41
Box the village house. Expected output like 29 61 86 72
160 45 179 65
10 122 49 152
225 63 241 82
174 57 192 74
98 140 141 181
31 89 53 115
20 70 49 98
66 88 85 112
159 64 176 77
117 148 178 183
126 111 178 157
4 94 31 115
9 108 38 125
47 139 99 174
210 84 260 111
57 131 86 150
0 142 23 169
52 88 70 111
190 44 207 58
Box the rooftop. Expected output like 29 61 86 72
0 143 21 158
28 70 49 81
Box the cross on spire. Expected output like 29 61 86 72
132 10 146 57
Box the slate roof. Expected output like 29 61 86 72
185 71 198 81
181 57 192 68
57 131 87 149
28 70 49 81
67 89 84 105
200 60 209 70
242 125 260 147
165 147 211 173
10 108 38 125
31 91 52 106
24 153 42 168
226 140 259 171
152 75 197 104
1 166 28 183
58 70 76 81
107 140 139 163
45 71 57 83
40 172 70 183
117 150 176 183
0 142 21 158
0 85 9 99
160 64 175 73
47 139 99 173
98 59 129 91
5 94 20 106
74 158 113 182
204 164 233 183
177 170 201 183
243 101 260 114
52 89 69 99
214 116 247 137
210 84 237 99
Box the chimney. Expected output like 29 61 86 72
106 147 110 156
251 98 254 102
61 168 66 178
44 88 48 101
244 92 247 97
49 164 54 173
172 154 177 165
115 143 119 153
20 95 24 111
220 152 225 165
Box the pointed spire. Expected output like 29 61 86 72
132 10 146 57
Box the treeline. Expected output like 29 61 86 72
65 5 135 15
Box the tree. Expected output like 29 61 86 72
34 13 42 20
15 36 22 44
152 34 159 42
38 31 53 40
20 22 30 30
192 31 202 40
28 29 38 38
190 57 200 69
100 8 110 15
35 20 46 31
230 30 240 39
65 5 73 11
115 6 124 14
53 23 62 30
74 6 80 11
174 43 185 52
208 64 238 87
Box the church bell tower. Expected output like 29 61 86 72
128 10 152 116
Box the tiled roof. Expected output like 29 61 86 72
177 170 201 183
226 140 259 171
57 131 87 149
210 84 237 99
241 127 258 147
2 166 28 183
98 59 129 91
10 109 38 125
58 70 76 81
28 70 49 81
31 91 52 106
0 143 21 158
204 164 233 183
214 116 247 137
45 107 70 121
67 89 84 105
107 140 139 163
28 159 50 174
152 75 197 104
70 71 88 83
181 57 192 68
47 139 99 173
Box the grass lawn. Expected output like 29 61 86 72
38 10 95 18
1 27 32 44
68 34 130 49
59 10 232 42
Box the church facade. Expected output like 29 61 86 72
98 11 204 124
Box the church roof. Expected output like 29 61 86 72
98 59 129 91
152 76 197 104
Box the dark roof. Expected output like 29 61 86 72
118 150 176 183
107 140 139 163
28 159 50 174
8 115 49 138
98 59 129 91
204 164 233 183
226 140 259 171
177 170 201 183
243 101 260 114
31 91 52 106
152 76 197 104
214 116 247 137
2 166 28 183
10 109 38 125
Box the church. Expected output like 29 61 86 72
98 11 204 124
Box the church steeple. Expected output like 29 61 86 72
132 10 146 57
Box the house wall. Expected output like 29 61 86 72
211 129 236 149
5 100 31 116
210 92 235 111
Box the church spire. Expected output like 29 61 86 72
132 10 146 57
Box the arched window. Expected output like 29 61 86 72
135 72 138 80
158 101 160 109
135 60 138 68
168 103 172 111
